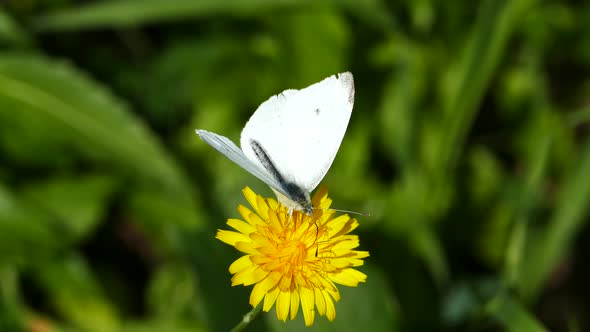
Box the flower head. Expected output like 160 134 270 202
216 187 369 326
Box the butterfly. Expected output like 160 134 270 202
196 72 354 214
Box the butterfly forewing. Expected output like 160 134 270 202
240 72 354 194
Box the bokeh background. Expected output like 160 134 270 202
1 0 590 331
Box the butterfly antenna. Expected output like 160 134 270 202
313 207 370 217
314 222 319 257
311 207 367 258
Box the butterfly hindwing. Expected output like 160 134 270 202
196 130 285 193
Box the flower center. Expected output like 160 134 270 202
277 238 308 271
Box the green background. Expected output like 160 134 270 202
1 0 590 331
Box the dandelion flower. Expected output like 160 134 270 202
216 187 369 326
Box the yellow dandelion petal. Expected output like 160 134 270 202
250 281 266 307
237 205 255 224
290 289 300 320
228 255 252 274
260 271 282 292
277 272 291 290
300 287 316 326
320 237 358 257
324 290 336 321
348 258 367 267
242 187 259 211
311 186 331 209
256 244 279 256
238 204 252 223
314 288 326 316
266 209 282 232
327 286 341 302
263 286 280 312
276 290 291 321
234 241 258 255
256 195 270 220
348 268 368 281
318 279 341 302
332 237 361 252
226 218 255 235
217 187 368 326
277 210 289 226
329 269 367 286
326 215 352 237
331 247 359 259
249 232 275 248
294 271 309 289
231 265 268 286
337 220 360 237
246 212 267 229
260 256 283 271
267 197 279 210
311 187 327 205
323 259 351 271
317 276 338 294
293 220 312 239
250 254 272 265
312 212 332 226
320 196 333 209
216 230 250 246
355 250 371 259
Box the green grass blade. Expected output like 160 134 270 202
19 175 117 241
35 255 120 332
438 0 534 170
486 295 548 332
32 0 393 32
518 135 590 299
0 183 63 261
0 54 200 217
0 10 31 47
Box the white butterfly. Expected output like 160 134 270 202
196 72 354 214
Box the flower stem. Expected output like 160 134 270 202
230 304 263 332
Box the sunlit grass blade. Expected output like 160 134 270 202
486 295 548 332
411 229 449 286
503 129 550 286
502 57 553 286
0 265 23 330
0 10 31 47
518 135 590 299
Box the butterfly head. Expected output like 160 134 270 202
272 185 313 216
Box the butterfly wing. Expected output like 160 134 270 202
240 72 355 194
196 130 285 192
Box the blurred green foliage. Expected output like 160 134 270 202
1 0 590 331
